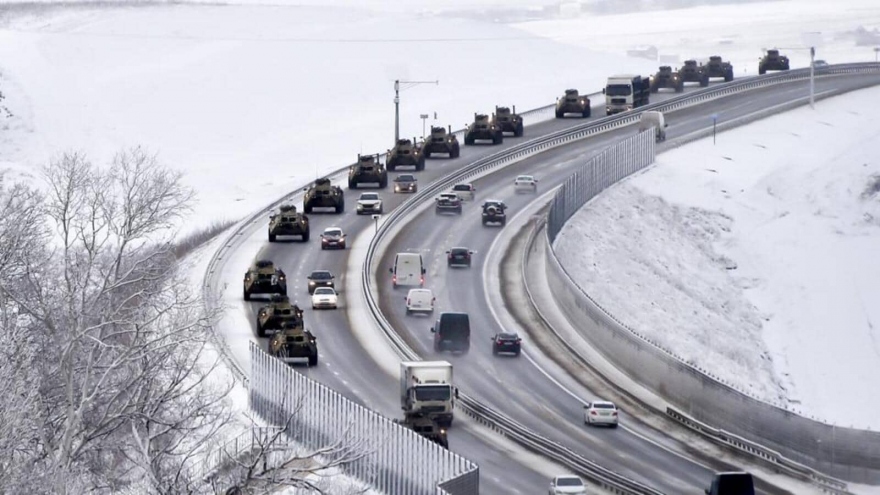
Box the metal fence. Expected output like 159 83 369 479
248 342 480 495
543 109 880 485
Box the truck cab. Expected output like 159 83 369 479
604 74 651 114
400 361 455 426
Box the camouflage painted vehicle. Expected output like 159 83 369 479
255 295 304 338
421 125 460 159
303 178 345 214
651 66 683 93
759 49 790 74
348 154 388 189
386 138 425 171
494 105 524 137
464 113 503 145
395 414 449 449
243 259 287 301
555 89 591 118
678 60 709 87
703 55 734 82
481 199 507 226
268 322 318 366
268 204 309 242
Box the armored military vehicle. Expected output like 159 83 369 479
481 199 508 226
464 113 503 145
303 178 345 214
494 105 524 137
555 89 591 118
268 322 318 366
395 414 449 449
255 295 304 338
268 204 309 242
387 138 425 171
421 125 460 159
651 66 683 93
759 49 790 74
678 60 709 87
243 259 287 301
703 55 734 82
348 154 388 189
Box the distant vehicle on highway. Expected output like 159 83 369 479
583 400 619 428
548 474 587 495
311 287 338 310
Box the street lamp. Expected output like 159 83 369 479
809 45 815 109
371 214 380 234
394 79 438 142
420 114 429 140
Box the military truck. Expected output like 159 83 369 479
422 125 460 159
395 415 449 449
678 60 709 87
651 66 683 93
348 154 388 189
387 138 425 171
268 322 318 366
303 178 345 214
255 295 304 338
464 113 503 145
494 105 524 137
481 199 508 226
703 55 734 82
555 89 591 118
243 259 287 301
268 204 309 242
759 49 790 74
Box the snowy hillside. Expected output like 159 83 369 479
554 85 880 428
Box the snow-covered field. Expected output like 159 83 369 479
554 85 880 428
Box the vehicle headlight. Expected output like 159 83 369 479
309 281 315 286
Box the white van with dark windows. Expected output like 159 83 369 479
390 252 425 288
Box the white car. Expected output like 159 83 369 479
356 192 383 215
514 174 538 193
451 183 476 201
583 400 619 428
549 475 587 495
310 287 338 310
405 288 435 315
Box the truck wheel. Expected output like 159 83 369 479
256 319 265 338
348 180 357 189
514 123 523 137
416 158 425 171
304 202 313 213
725 71 733 82
700 77 709 87
464 135 474 145
243 288 251 301
424 148 432 158
582 107 591 118
451 145 460 158
302 231 310 242
759 67 766 75
651 85 658 93
493 133 502 145
555 109 564 119
268 232 276 242
379 176 388 188
335 203 344 214
387 161 396 172
308 354 318 366
676 83 684 93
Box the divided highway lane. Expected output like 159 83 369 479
376 72 880 494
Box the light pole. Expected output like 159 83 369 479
372 214 380 234
711 113 718 145
420 114 429 140
394 79 438 142
809 46 816 109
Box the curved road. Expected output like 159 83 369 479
220 72 880 494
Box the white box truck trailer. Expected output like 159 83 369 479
400 361 455 427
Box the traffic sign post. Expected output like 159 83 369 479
420 114 429 140
712 114 718 145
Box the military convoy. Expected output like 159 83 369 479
422 126 460 159
243 259 287 301
268 322 318 366
651 66 683 93
303 178 345 213
679 60 709 87
464 113 504 145
268 204 309 242
494 105 524 137
387 138 425 171
348 154 388 189
256 295 304 338
759 49 790 74
555 89 591 118
703 55 734 82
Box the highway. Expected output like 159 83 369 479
216 71 880 494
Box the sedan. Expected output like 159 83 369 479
451 183 475 201
549 475 587 495
446 247 474 267
320 227 346 250
491 332 521 356
583 400 619 428
310 287 338 310
307 270 335 294
514 174 538 193
356 192 383 215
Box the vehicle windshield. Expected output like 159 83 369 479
397 175 415 181
310 271 332 280
606 84 633 96
556 477 583 487
360 193 379 200
323 229 342 237
414 384 451 401
517 176 533 181
592 403 615 409
313 287 335 295
453 185 471 191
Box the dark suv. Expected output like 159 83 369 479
491 332 521 356
431 312 471 354
306 270 335 294
446 247 474 268
481 199 508 226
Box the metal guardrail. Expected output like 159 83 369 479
361 64 880 495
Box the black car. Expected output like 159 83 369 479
492 332 521 356
446 247 474 268
307 270 335 294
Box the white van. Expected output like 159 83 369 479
405 288 435 314
389 252 425 288
639 111 667 142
